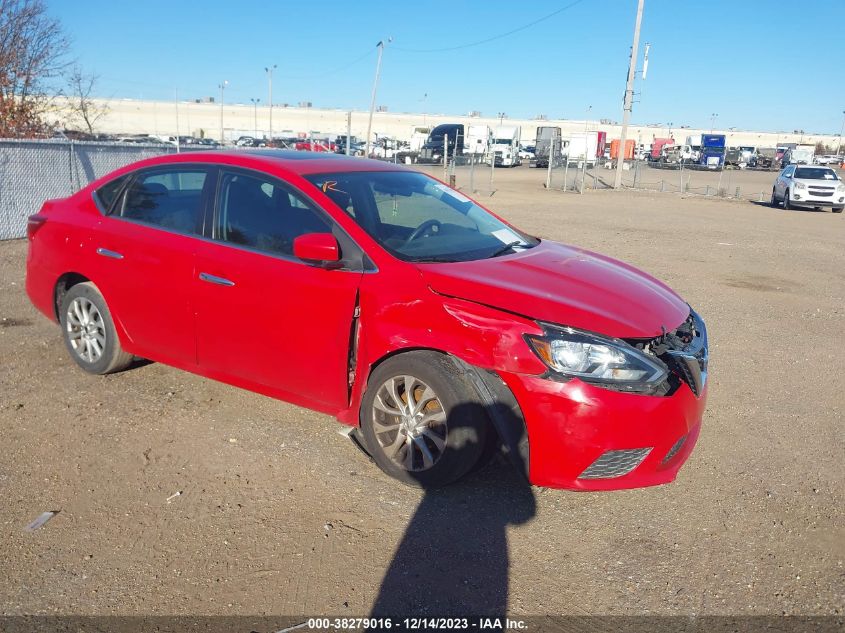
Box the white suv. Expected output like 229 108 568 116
772 165 844 213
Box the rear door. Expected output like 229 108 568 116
192 168 363 409
93 166 212 365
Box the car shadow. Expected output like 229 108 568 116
368 401 537 618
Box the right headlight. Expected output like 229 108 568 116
793 181 806 190
526 325 668 394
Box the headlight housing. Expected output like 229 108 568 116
526 325 668 394
793 181 806 190
836 183 845 192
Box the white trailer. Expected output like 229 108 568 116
491 126 521 167
465 124 492 156
565 132 599 165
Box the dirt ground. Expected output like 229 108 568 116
0 166 843 621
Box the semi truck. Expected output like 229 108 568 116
678 134 726 166
418 123 465 164
490 126 521 167
783 144 815 165
530 126 561 168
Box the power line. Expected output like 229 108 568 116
392 0 588 53
275 48 376 79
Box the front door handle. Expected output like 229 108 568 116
199 272 235 287
96 247 124 260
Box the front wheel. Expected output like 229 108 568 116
360 352 489 488
833 207 844 214
60 282 133 374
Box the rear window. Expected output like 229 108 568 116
94 174 130 214
794 168 838 180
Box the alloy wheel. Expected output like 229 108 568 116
371 375 447 472
66 297 106 363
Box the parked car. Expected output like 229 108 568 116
25 151 708 490
771 165 845 212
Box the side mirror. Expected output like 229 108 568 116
293 233 342 267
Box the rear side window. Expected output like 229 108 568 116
94 174 130 214
216 171 331 256
121 169 208 234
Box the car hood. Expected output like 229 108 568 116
417 240 690 339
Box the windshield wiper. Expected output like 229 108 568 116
488 241 528 258
412 255 458 263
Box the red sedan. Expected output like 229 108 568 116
25 151 708 490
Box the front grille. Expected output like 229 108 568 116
662 435 687 464
578 448 652 479
808 190 833 197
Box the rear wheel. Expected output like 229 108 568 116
770 188 780 207
360 352 489 488
60 282 133 375
783 189 792 210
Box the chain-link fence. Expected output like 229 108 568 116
0 139 175 240
543 143 790 203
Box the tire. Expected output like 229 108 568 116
60 282 133 375
770 188 780 207
833 207 844 213
360 351 489 488
783 189 792 210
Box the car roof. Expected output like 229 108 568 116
133 149 408 176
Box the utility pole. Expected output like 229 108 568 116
250 98 260 138
218 80 228 144
265 65 276 142
366 38 390 158
613 0 645 190
710 113 718 133
346 110 352 156
836 110 845 156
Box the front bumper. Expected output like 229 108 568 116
501 373 707 490
790 189 845 206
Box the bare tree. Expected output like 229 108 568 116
0 0 68 137
65 65 107 135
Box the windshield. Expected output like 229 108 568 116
794 168 839 180
306 171 538 263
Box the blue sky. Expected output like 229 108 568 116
50 0 845 134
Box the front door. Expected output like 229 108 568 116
192 168 362 410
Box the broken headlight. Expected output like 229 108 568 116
527 325 668 393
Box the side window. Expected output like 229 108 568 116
783 166 795 177
121 169 208 234
217 171 331 256
94 174 130 214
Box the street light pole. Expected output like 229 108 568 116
836 110 845 156
219 80 228 144
710 113 718 133
613 0 645 190
265 64 276 142
365 38 390 158
250 98 260 138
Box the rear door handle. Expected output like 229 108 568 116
96 247 124 260
199 272 235 287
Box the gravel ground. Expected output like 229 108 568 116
0 168 842 620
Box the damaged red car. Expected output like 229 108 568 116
26 151 708 490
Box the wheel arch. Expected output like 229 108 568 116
361 347 530 480
54 272 92 321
